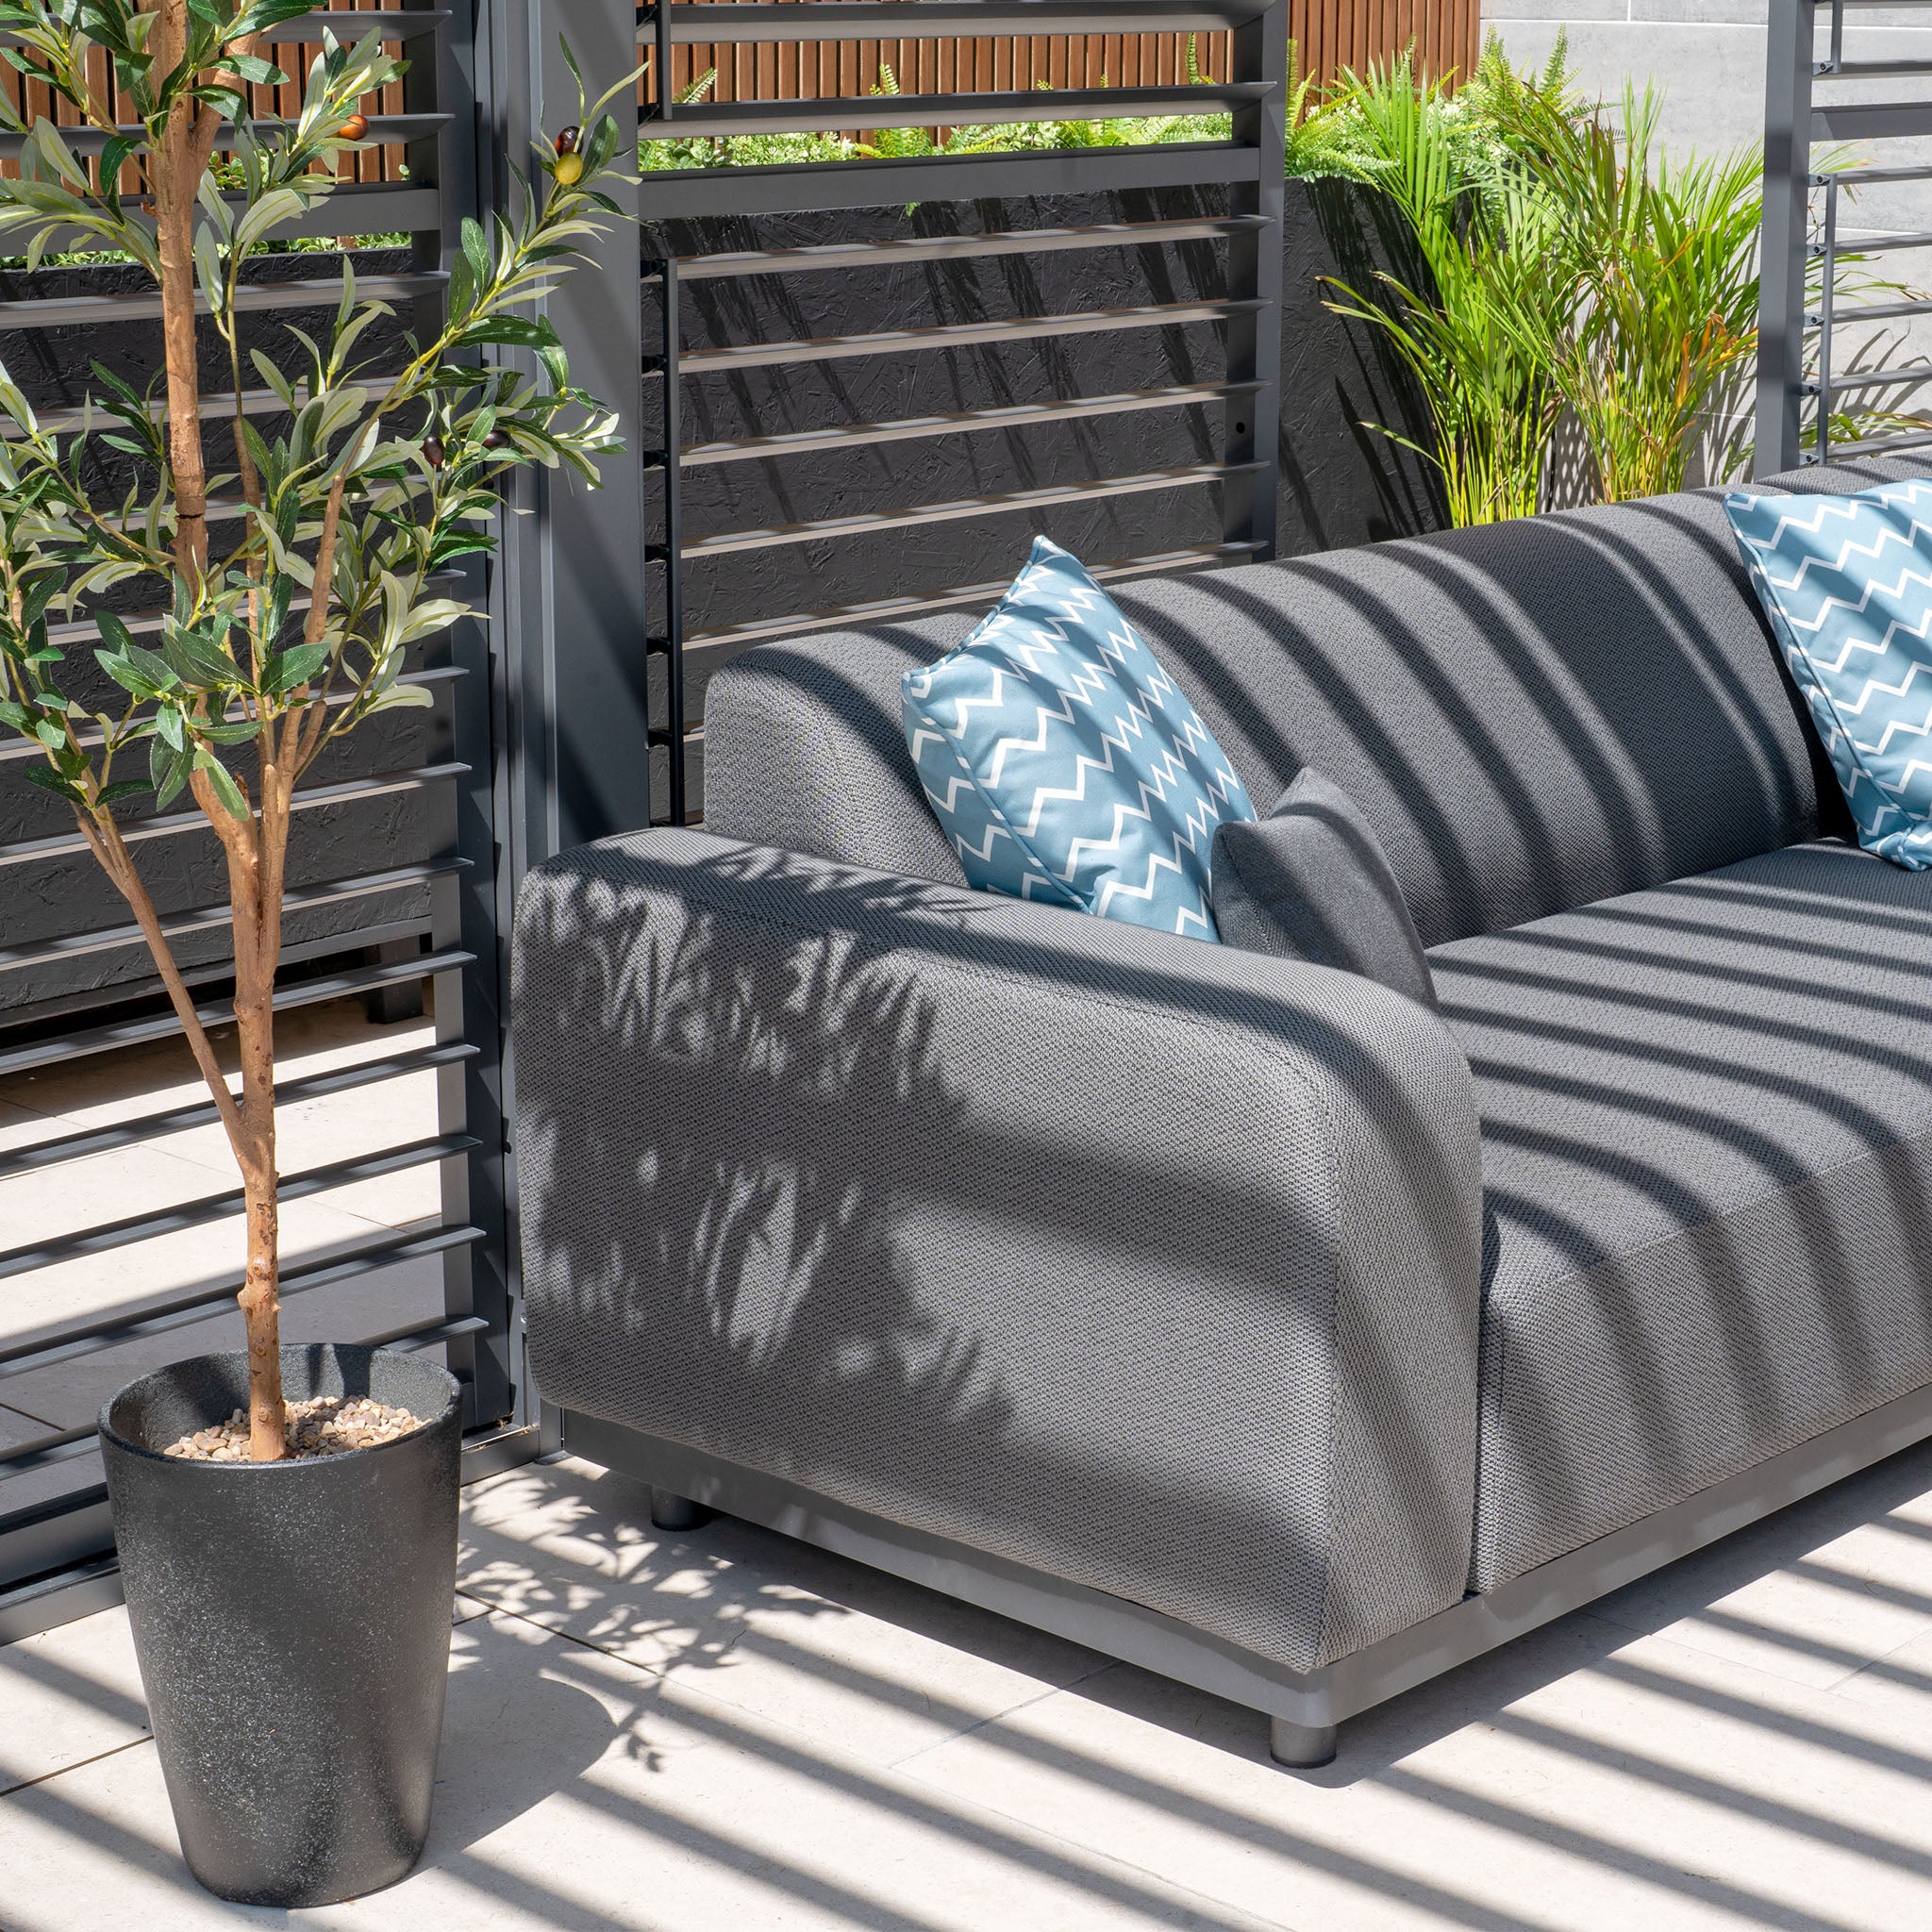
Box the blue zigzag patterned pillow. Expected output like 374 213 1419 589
1726 477 1932 869
903 537 1254 940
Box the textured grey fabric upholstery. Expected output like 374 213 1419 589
703 620 973 886
1213 770 1438 1008
1432 839 1932 1591
513 827 1485 1672
703 491 1836 945
520 458 1932 1689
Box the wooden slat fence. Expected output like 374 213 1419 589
646 0 1481 118
0 0 409 194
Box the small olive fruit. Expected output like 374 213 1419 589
339 111 369 141
555 125 581 156
422 435 446 469
481 429 510 450
553 149 584 186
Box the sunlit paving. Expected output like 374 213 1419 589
13 1440 1932 1927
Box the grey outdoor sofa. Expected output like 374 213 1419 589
510 457 1932 1767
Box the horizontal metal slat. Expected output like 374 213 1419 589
0 183 441 258
1814 164 1932 186
0 271 444 331
8 575 470 658
0 8 450 44
0 1423 95 1478
641 0 1263 43
0 1555 122 1643
0 1224 485 1383
662 215 1269 279
1816 58 1932 77
1815 425 1932 458
679 541 1265 658
0 1041 475 1178
641 84 1264 142
364 1312 488 1352
680 382 1258 465
0 858 462 976
0 114 446 160
0 761 467 870
1818 225 1932 255
1811 296 1932 324
1812 360 1932 392
663 298 1262 375
0 669 459 765
0 1479 108 1549
0 1133 477 1283
635 141 1259 219
1813 100 1932 139
254 8 452 39
0 945 474 1076
675 462 1257 558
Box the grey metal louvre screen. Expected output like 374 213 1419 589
0 0 520 1637
1756 0 1932 470
643 0 1286 826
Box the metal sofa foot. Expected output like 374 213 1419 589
1269 1718 1338 1769
649 1488 710 1532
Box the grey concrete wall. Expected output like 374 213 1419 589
1485 3 1932 230
1485 0 1932 454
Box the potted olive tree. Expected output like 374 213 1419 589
0 0 630 1905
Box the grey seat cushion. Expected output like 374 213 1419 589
1212 769 1438 1008
1431 839 1932 1591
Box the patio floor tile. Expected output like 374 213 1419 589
0 1610 1281 1932
0 1607 149 1796
13 1441 1932 1928
896 1611 1932 1932
1586 1442 1932 1691
458 1458 1113 1769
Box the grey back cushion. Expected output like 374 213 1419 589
1213 770 1437 1008
703 469 1927 944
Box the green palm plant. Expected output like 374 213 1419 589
1492 81 1760 502
1323 55 1571 525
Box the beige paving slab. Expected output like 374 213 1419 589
0 1607 149 1795
897 1608 1932 1932
1589 1441 1932 1690
458 1457 1113 1769
0 1402 47 1449
0 1094 59 1157
0 1610 1286 1932
1828 1614 1932 1731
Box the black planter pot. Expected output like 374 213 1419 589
99 1343 463 1907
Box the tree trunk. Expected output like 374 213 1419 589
238 1147 284 1458
233 935 285 1459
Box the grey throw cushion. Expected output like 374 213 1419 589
1212 769 1438 1008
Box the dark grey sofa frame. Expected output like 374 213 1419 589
555 1382 1932 1766
515 460 1932 1769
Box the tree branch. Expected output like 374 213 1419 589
79 806 249 1159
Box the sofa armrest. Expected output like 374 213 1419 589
511 828 1484 1672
